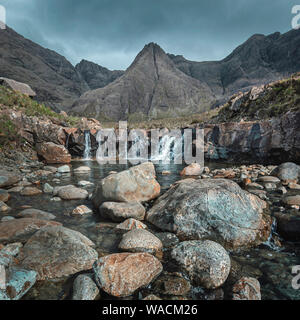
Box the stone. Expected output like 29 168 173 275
36 142 71 164
0 190 10 203
43 183 54 194
116 219 147 230
16 208 56 220
153 273 191 296
99 202 146 222
92 162 160 208
118 229 163 254
1 216 14 222
72 205 93 216
246 182 264 190
271 162 300 184
72 274 100 300
20 187 42 196
0 218 61 244
78 180 94 187
50 197 61 202
18 226 98 280
0 170 22 188
1 243 23 257
283 195 300 206
146 179 270 249
93 252 163 297
57 185 88 200
288 183 300 190
274 212 300 241
143 294 162 300
232 277 261 300
171 240 231 289
264 182 277 191
180 163 203 176
257 176 281 184
43 166 57 173
155 232 180 248
0 267 37 300
0 201 11 213
74 166 91 173
57 165 71 173
247 189 268 200
7 186 23 193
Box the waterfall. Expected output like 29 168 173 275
263 218 282 251
83 130 92 160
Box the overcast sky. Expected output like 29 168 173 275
0 0 297 70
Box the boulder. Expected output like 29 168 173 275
92 162 160 208
0 218 61 244
271 162 300 183
171 240 231 289
146 179 270 249
17 226 98 280
57 185 88 200
36 142 71 164
274 212 300 241
118 229 163 254
232 277 261 300
72 274 100 300
99 202 145 222
20 187 42 196
0 170 22 188
16 208 56 220
93 252 163 297
180 163 203 176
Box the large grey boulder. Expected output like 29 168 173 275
17 226 98 280
271 162 300 183
146 179 270 249
171 240 230 289
92 162 160 208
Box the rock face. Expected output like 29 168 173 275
0 218 61 244
171 240 231 289
232 277 261 300
36 142 71 164
118 229 163 254
70 43 215 121
17 226 98 280
99 202 146 222
75 59 124 90
146 179 270 249
92 162 160 208
271 162 300 183
93 252 163 297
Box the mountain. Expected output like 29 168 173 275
0 26 90 111
70 43 216 121
168 29 300 105
75 60 124 90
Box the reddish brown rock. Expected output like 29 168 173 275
20 187 42 196
232 277 261 300
180 163 203 176
36 142 71 164
93 252 163 297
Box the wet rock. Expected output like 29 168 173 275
93 252 163 297
0 218 61 244
72 274 100 300
0 190 10 203
57 185 88 200
143 294 162 300
18 226 98 280
247 182 264 190
78 180 94 187
74 166 91 174
99 202 146 222
155 232 180 248
277 186 287 194
116 219 147 230
271 162 300 184
43 166 57 173
0 267 37 300
57 165 71 173
1 243 23 257
72 205 93 216
50 197 61 202
180 163 203 176
257 176 281 184
283 195 300 206
1 216 14 222
264 183 277 191
92 162 160 208
171 240 231 289
0 170 22 188
118 229 163 254
288 182 300 190
7 186 23 193
20 187 42 196
16 208 56 220
274 212 300 241
43 183 54 194
0 201 11 213
146 179 270 249
247 189 268 200
153 273 191 296
36 142 71 164
232 277 261 300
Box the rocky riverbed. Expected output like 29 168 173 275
0 159 300 300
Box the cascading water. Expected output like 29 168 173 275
83 130 92 160
151 134 182 163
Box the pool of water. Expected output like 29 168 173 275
2 160 300 300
